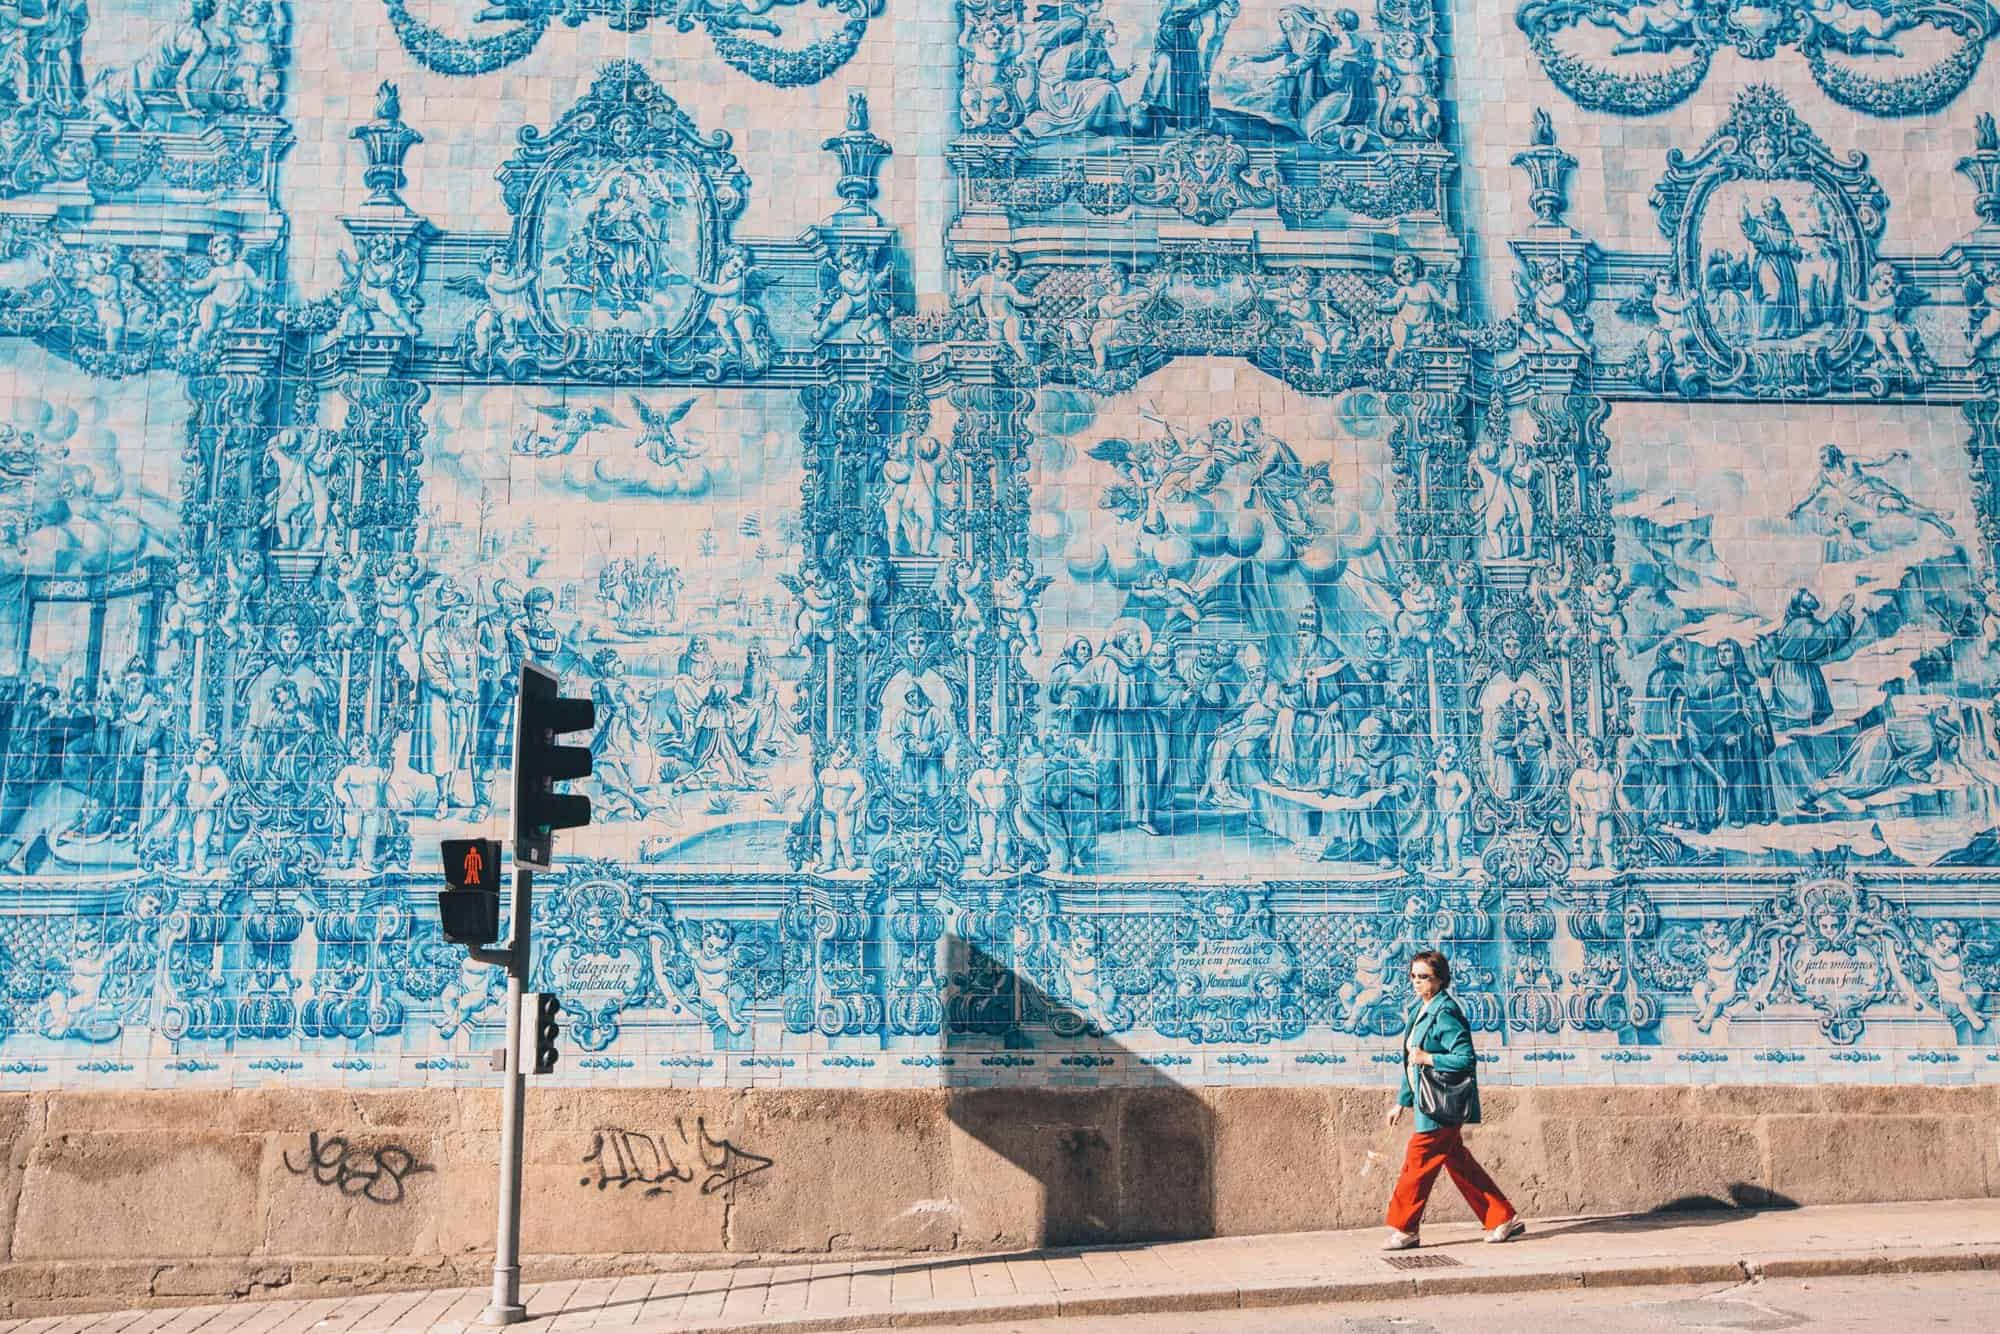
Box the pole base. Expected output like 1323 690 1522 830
480 1303 529 1326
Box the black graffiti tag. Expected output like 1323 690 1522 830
579 1117 773 1198
283 1131 435 1205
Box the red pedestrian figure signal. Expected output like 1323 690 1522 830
441 837 501 893
438 837 503 946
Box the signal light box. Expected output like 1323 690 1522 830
438 838 503 946
513 661 596 869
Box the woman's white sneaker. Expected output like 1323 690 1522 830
1486 1219 1526 1243
1381 1229 1421 1250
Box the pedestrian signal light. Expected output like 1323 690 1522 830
437 837 502 946
528 992 562 1075
513 661 595 870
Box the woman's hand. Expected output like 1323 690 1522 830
1385 1104 1403 1128
1409 1048 1435 1068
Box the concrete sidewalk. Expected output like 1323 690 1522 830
3 1199 1996 1334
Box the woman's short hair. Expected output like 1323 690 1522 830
1410 949 1451 989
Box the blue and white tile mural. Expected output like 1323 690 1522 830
0 0 1996 1089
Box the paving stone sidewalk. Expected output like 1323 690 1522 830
4 1199 1996 1334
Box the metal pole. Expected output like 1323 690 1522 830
482 865 533 1326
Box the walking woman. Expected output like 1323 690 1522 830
1383 950 1524 1249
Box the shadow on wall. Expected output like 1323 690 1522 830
928 942 1810 1248
938 938 1215 1248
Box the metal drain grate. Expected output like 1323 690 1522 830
1381 1252 1465 1270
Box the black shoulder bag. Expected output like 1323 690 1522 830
1409 1002 1476 1126
1413 1060 1476 1127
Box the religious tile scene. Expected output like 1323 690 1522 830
0 0 1998 1092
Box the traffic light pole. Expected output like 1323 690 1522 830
471 659 592 1326
482 864 533 1326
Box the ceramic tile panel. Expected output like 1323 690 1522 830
0 1 1993 1087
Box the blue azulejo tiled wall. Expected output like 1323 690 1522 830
0 0 1995 1092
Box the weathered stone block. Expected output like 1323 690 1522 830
12 1132 262 1259
0 1094 32 1263
43 1091 236 1136
1765 1116 1986 1204
519 1154 728 1257
1521 1087 1696 1120
1201 1087 1342 1237
1566 1115 1765 1214
727 1090 952 1254
1116 1087 1216 1241
947 1088 1120 1250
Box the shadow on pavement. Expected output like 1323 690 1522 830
1505 1187 1803 1243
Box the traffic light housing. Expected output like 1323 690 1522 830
513 661 594 869
437 837 502 946
529 992 561 1075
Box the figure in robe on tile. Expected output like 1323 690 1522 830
669 635 755 791
1319 714 1424 865
1687 640 1777 828
92 0 218 128
1626 638 1718 829
244 622 333 735
1133 0 1235 136
89 667 165 839
1272 613 1357 789
1300 9 1374 146
1198 648 1282 809
734 640 799 762
1239 416 1330 546
1488 686 1553 801
0 683 92 873
1740 197 1807 340
1478 665 1562 803
474 584 564 780
1704 249 1752 341
1021 4 1131 138
24 0 88 108
410 587 480 813
1757 588 1857 732
891 685 949 797
589 647 658 818
876 669 959 797
1159 641 1237 794
0 683 59 852
49 680 116 840
1046 635 1094 734
1057 619 1171 834
242 678 329 796
1017 722 1103 873
1804 682 1963 809
1215 4 1333 137
1787 444 1956 547
584 173 668 309
1470 422 1538 562
0 8 33 105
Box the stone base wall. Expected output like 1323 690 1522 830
1 1085 1995 1315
